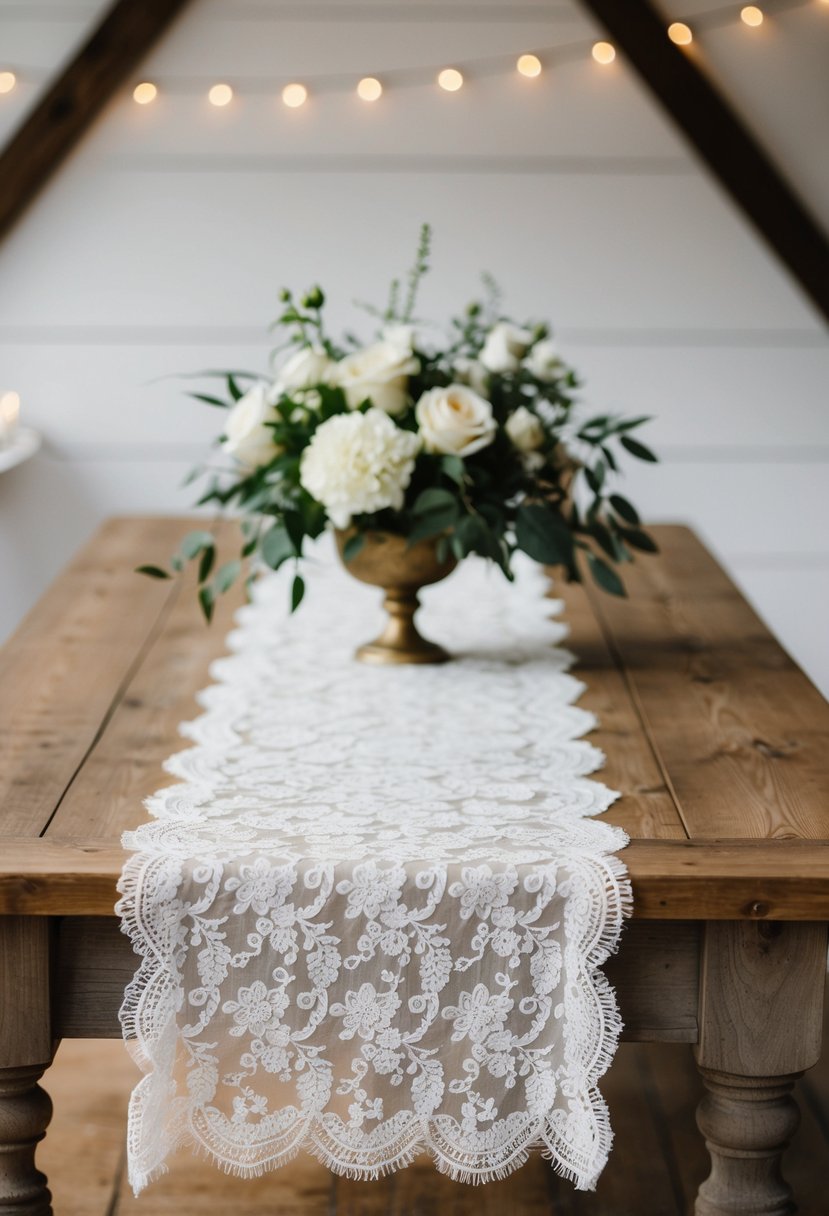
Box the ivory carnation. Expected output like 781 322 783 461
299 408 420 528
222 383 281 468
505 405 545 452
335 337 420 415
415 384 496 458
479 322 533 374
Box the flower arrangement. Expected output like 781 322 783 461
139 226 657 621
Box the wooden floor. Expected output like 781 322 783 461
41 1007 829 1216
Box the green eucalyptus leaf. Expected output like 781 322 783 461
290 573 305 613
589 520 619 561
588 553 626 597
609 494 640 525
412 488 458 516
214 559 241 594
261 525 296 570
515 503 573 566
198 585 215 622
180 530 215 560
619 526 659 553
615 415 651 432
283 510 305 555
135 565 171 579
188 392 228 409
620 435 658 463
198 544 216 584
227 374 244 402
440 455 466 485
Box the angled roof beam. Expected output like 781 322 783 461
578 0 829 325
0 0 192 244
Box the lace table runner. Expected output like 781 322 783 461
117 547 630 1194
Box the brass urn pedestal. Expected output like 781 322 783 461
335 529 456 665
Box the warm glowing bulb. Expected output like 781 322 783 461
668 22 693 44
356 76 382 102
282 83 308 108
591 41 616 65
437 68 464 92
741 5 764 24
132 81 157 105
516 53 542 78
208 83 233 107
0 71 16 95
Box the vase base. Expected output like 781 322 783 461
355 639 452 666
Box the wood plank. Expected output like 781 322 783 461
587 525 829 842
0 516 179 838
41 540 680 846
553 582 686 841
4 837 829 920
0 0 192 244
44 521 244 843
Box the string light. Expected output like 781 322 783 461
516 53 542 78
282 82 308 108
357 76 382 102
208 83 233 107
132 81 157 105
668 22 694 44
0 71 16 95
591 42 616 65
59 1 813 111
437 68 464 92
741 5 764 24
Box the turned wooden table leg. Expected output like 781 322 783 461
694 920 828 1216
0 1067 52 1215
0 919 53 1215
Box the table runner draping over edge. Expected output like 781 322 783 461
116 546 631 1194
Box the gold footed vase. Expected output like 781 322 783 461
335 529 457 665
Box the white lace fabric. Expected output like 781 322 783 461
117 547 631 1195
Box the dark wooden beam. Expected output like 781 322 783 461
0 0 192 243
578 0 829 325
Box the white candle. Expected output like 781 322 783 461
0 391 20 448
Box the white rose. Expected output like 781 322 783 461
272 345 336 397
382 323 417 349
525 338 562 382
335 338 420 416
479 322 533 374
505 405 545 453
222 383 281 468
415 384 496 458
453 356 491 397
299 408 420 528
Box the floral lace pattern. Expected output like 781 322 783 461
117 546 630 1195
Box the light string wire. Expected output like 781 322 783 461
0 0 820 100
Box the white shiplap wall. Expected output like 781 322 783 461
1 0 827 693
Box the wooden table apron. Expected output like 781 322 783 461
1 518 827 1216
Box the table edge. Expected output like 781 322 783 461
1 837 828 920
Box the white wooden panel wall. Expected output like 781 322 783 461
1 0 827 695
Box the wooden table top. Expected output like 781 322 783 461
1 516 828 921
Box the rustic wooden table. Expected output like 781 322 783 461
1 518 828 1216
